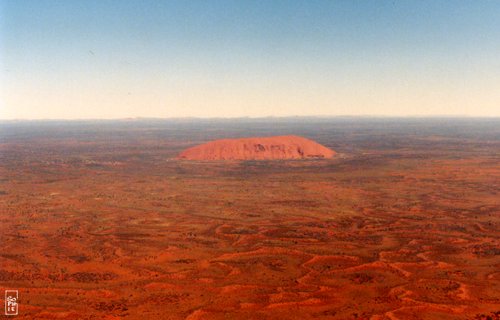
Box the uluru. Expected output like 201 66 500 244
177 135 336 160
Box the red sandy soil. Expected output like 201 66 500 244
177 135 336 160
0 121 499 319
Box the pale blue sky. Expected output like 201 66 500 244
1 0 499 119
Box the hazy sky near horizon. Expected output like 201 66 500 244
1 0 499 119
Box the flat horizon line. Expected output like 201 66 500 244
1 115 500 122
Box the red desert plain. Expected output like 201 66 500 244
0 118 499 319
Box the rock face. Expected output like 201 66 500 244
177 135 335 160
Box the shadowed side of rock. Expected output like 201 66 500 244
177 135 336 160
